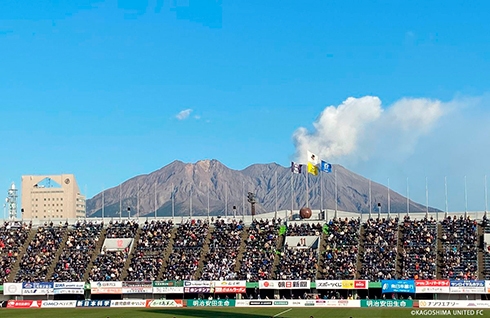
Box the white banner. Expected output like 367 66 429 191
211 280 247 287
53 282 85 295
152 286 184 294
419 300 490 308
90 281 123 294
110 300 146 308
316 280 369 290
41 300 77 308
235 299 360 307
184 281 212 287
145 299 184 307
259 280 310 289
3 283 22 295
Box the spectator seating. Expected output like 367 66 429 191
14 223 67 283
359 217 398 281
200 218 245 281
0 221 31 283
286 222 322 236
275 246 318 280
238 219 281 282
161 219 209 281
399 216 437 280
440 215 478 280
125 220 173 281
51 221 103 282
88 220 139 281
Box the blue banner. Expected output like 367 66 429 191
76 300 111 307
381 280 415 293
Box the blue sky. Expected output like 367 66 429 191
1 0 490 213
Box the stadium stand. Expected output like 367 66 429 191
275 246 318 280
358 217 398 281
286 222 322 236
318 217 360 280
125 220 173 281
440 215 478 280
0 221 31 283
237 218 281 281
161 219 209 281
398 216 437 280
51 221 103 282
14 222 67 283
200 218 244 280
88 220 138 281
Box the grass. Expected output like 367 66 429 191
2 308 490 318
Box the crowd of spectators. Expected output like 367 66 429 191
0 221 31 283
88 221 139 281
162 219 209 281
200 218 244 281
52 221 103 282
276 246 318 280
238 218 281 281
440 215 478 280
319 217 360 280
15 223 67 283
399 216 437 280
125 220 174 281
286 222 322 236
359 217 398 281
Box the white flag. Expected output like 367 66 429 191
307 150 319 165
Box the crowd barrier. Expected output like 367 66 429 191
5 299 490 309
2 279 490 295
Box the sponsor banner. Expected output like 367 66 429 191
316 280 368 290
7 300 42 308
486 281 490 293
184 280 212 287
146 299 184 308
361 299 413 308
90 281 123 294
184 287 211 293
381 280 415 293
186 299 235 307
259 280 310 289
313 300 360 308
110 300 147 308
41 301 77 308
415 280 450 293
419 300 490 308
152 280 184 287
53 282 85 295
214 286 246 293
122 281 153 294
212 280 247 287
153 286 184 294
3 283 22 295
76 300 111 307
249 301 273 306
449 280 485 294
22 282 54 295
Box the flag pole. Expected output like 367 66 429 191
119 183 122 221
425 177 429 218
406 177 409 217
137 183 139 218
464 176 468 218
275 171 278 220
369 179 372 220
225 184 228 218
325 173 328 222
171 183 175 221
334 169 338 218
102 186 105 220
444 176 448 219
242 181 245 221
320 168 323 220
387 178 391 218
291 172 294 218
190 185 193 219
485 175 488 218
207 183 210 221
306 168 309 208
154 182 157 219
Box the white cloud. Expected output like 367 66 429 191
175 109 193 120
293 96 446 164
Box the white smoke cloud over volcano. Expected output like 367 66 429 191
293 96 446 164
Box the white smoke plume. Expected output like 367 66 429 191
293 96 445 164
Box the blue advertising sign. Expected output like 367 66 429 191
381 280 415 293
76 300 111 307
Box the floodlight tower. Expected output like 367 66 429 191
247 192 256 219
7 182 18 220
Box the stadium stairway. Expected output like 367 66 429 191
156 226 177 280
478 223 484 280
271 231 285 279
45 228 70 280
315 231 327 280
436 222 443 279
6 227 37 282
355 224 366 279
194 225 213 279
120 227 142 281
395 222 403 279
233 224 250 273
82 226 107 282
